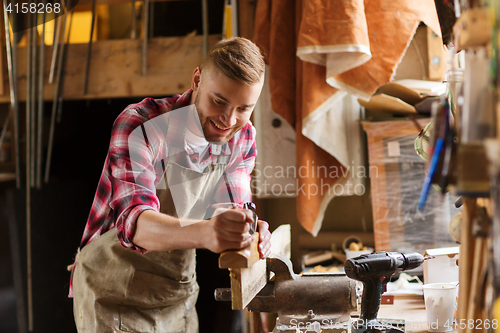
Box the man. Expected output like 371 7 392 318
71 37 271 332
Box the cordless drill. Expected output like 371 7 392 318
344 252 424 333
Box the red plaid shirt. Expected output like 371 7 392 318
73 88 256 270
80 89 256 251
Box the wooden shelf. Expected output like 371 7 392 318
0 34 222 102
77 0 188 6
0 173 15 182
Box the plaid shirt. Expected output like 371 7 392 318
79 88 257 253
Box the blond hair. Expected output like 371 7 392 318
200 37 265 85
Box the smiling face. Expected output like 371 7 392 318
190 67 264 144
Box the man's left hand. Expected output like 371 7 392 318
257 220 271 259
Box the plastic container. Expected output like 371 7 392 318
423 282 458 332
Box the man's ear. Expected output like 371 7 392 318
191 67 201 91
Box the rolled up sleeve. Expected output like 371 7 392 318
107 115 162 252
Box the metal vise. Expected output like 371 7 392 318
216 256 357 333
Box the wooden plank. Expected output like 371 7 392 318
457 197 476 333
1 34 222 103
466 237 485 333
229 224 290 310
230 259 266 310
219 232 260 269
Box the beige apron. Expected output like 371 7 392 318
73 149 228 333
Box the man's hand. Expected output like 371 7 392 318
203 208 254 253
257 220 271 259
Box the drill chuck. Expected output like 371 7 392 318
400 252 425 271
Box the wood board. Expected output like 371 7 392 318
228 224 290 310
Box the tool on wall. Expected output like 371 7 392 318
344 252 426 333
30 9 37 188
2 12 24 330
37 2 46 189
49 12 63 83
45 0 73 183
222 0 238 40
417 100 451 210
26 10 32 185
25 15 34 331
56 4 74 120
83 0 96 95
2 0 20 188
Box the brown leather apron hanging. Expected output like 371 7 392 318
73 147 228 333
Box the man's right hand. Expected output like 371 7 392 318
202 207 254 253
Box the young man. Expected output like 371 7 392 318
71 37 271 332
